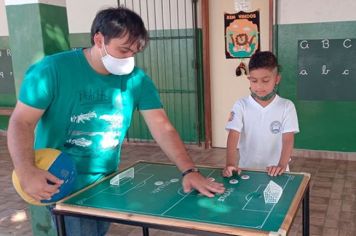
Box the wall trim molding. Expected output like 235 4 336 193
293 149 356 161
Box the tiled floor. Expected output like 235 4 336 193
1 135 356 236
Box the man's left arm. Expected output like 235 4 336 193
141 108 225 197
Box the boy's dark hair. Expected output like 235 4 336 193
90 7 148 52
248 51 279 72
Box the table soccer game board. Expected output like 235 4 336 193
54 161 310 236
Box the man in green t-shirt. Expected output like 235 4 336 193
7 6 225 236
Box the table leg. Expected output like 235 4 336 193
55 214 66 236
142 226 149 236
302 186 310 236
142 226 150 236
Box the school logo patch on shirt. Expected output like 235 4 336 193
270 121 282 134
228 111 235 121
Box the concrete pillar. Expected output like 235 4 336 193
5 0 70 96
5 1 70 235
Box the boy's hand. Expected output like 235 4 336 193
182 172 225 198
266 165 287 176
222 165 241 177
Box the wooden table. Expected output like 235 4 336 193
53 161 310 236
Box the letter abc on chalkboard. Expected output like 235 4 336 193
297 38 356 101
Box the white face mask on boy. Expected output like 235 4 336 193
101 44 135 75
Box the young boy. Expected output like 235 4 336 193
223 51 299 177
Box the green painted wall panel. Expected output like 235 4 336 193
0 94 16 106
277 21 356 152
69 33 91 48
39 4 70 55
0 36 9 48
0 115 10 130
7 4 45 96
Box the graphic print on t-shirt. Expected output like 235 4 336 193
270 121 282 134
64 87 128 157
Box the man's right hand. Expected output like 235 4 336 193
17 167 63 202
182 172 225 198
222 165 241 177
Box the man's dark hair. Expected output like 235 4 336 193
90 7 148 52
248 51 279 72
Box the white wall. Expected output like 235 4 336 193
66 0 117 33
209 0 272 148
0 0 9 36
278 0 356 24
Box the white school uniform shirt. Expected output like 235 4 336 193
225 95 299 170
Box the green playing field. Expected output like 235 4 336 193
61 161 307 234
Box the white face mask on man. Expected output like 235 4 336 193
101 44 135 75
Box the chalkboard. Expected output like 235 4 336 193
297 38 356 101
0 49 15 94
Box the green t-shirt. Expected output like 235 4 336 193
19 49 162 191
